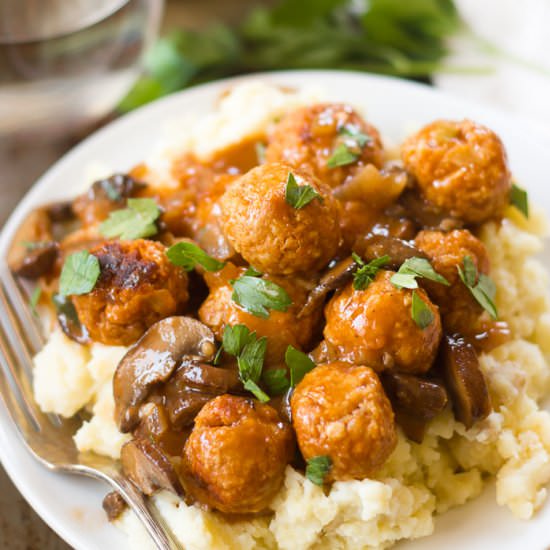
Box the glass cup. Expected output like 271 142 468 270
0 0 163 137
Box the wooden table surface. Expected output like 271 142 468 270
0 1 264 548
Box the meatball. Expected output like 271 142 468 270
182 395 294 514
323 271 442 374
198 263 320 364
265 103 384 189
72 240 188 346
220 162 341 275
401 119 511 225
415 229 490 334
291 362 396 481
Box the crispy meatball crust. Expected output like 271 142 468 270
265 103 384 189
415 229 490 334
198 263 320 364
220 163 341 276
72 240 188 346
401 119 511 225
182 395 295 514
323 271 442 374
291 362 396 481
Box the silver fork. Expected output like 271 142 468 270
0 268 181 550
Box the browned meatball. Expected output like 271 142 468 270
291 362 396 481
182 395 295 514
415 229 490 334
323 271 442 374
72 240 188 346
265 103 384 189
220 162 341 275
401 119 511 225
198 263 320 364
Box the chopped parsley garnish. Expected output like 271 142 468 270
457 256 498 319
411 290 434 329
391 257 449 290
339 124 372 147
231 274 292 319
59 250 101 296
352 253 390 290
222 324 256 356
510 182 529 218
262 368 290 396
244 265 262 277
306 455 332 486
166 241 225 272
220 325 269 402
285 172 322 209
99 198 160 240
285 345 315 387
255 142 266 164
29 286 41 317
327 143 358 168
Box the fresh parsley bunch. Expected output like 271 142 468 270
119 0 461 112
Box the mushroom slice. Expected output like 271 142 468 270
164 361 242 429
114 317 217 432
8 208 59 278
120 438 183 496
441 334 492 429
298 257 357 318
382 372 448 421
52 294 90 345
399 189 463 232
102 491 127 521
353 233 426 270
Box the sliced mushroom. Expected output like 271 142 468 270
164 361 243 429
382 372 448 420
298 257 357 318
120 438 183 496
102 491 127 522
52 293 90 345
114 317 216 432
440 334 492 429
399 189 463 232
8 208 59 278
72 173 147 225
46 200 75 222
394 410 428 444
353 233 426 269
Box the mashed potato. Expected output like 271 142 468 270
32 83 550 549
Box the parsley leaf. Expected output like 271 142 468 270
243 379 271 402
59 251 101 296
262 368 290 396
352 253 390 290
99 198 160 240
306 455 332 486
29 286 41 317
510 182 529 218
219 324 271 401
327 143 359 168
285 345 315 387
166 241 226 272
255 141 266 164
232 275 292 319
222 324 255 356
238 335 268 382
391 257 449 289
244 265 262 277
457 256 498 320
411 290 434 329
285 172 322 209
339 124 372 147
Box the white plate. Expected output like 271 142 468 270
0 71 549 550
